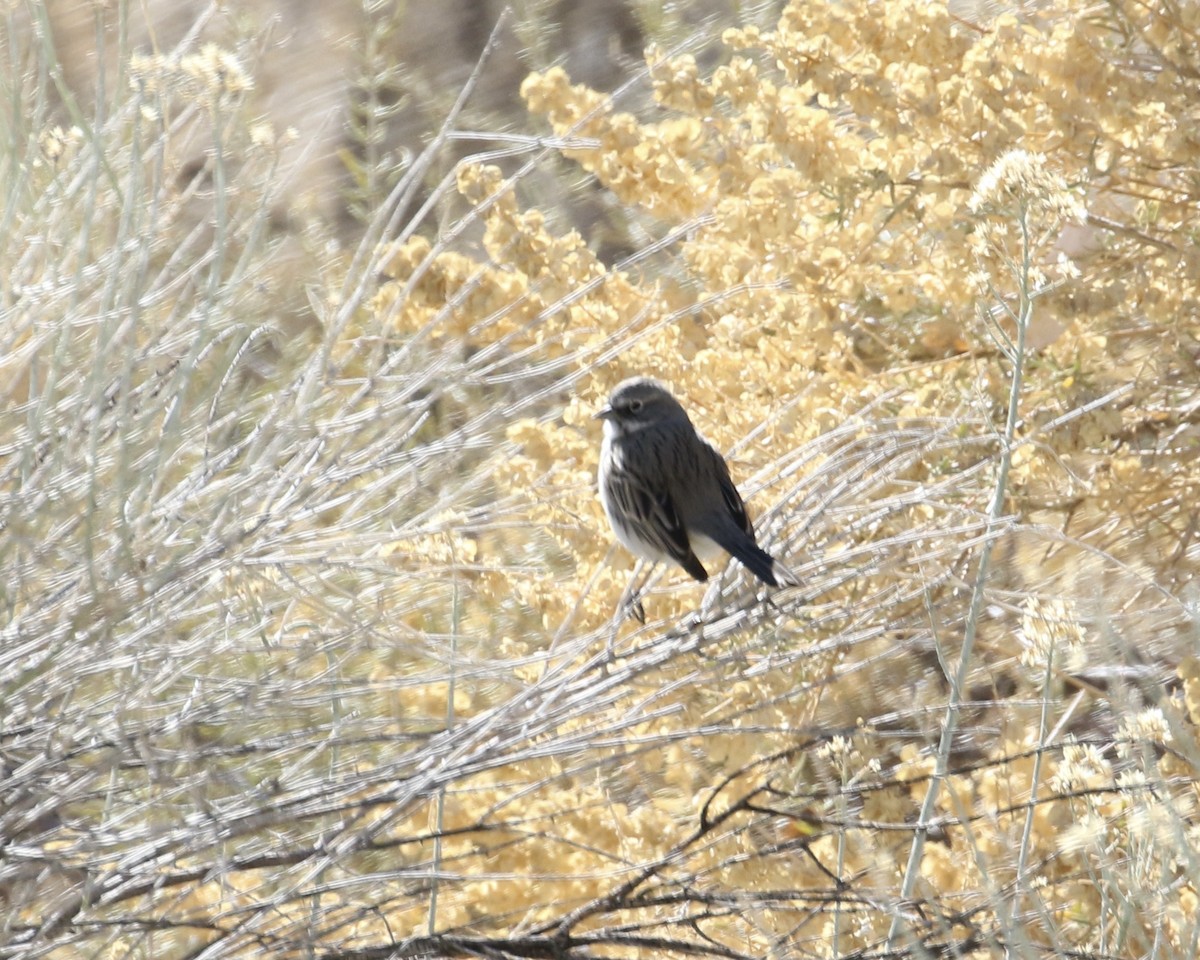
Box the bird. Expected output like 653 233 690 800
595 377 797 590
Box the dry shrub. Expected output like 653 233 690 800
3 1 1199 958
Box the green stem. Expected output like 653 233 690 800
889 199 1034 946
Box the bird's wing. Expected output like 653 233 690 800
705 442 755 538
697 442 797 586
607 466 708 580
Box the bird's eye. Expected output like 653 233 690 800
627 399 643 414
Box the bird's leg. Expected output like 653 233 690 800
605 563 652 660
619 563 655 624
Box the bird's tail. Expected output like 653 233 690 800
707 522 798 588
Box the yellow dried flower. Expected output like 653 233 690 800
1018 596 1085 675
968 149 1086 225
180 43 253 98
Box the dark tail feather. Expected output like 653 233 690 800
710 526 797 588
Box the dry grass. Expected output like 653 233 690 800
2 0 1199 958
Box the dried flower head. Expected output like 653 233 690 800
1018 596 1085 675
180 44 253 99
1051 738 1112 794
968 149 1086 224
38 125 81 166
1116 707 1173 758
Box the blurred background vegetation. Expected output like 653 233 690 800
2 0 1199 957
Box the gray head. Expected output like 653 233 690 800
594 377 691 434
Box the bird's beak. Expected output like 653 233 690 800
593 404 614 421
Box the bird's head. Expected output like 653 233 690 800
594 377 690 434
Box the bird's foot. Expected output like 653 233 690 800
622 593 646 625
